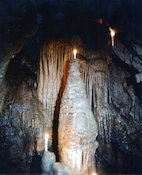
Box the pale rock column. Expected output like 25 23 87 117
58 59 98 175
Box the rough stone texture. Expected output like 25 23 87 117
0 82 52 173
0 42 25 85
112 41 142 82
109 63 141 120
79 56 142 174
112 42 142 72
136 72 142 83
41 151 56 174
0 80 7 113
58 59 98 175
53 162 69 175
41 151 69 175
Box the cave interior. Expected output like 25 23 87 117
0 0 142 174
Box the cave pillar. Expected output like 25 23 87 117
58 59 98 175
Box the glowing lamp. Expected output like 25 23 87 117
73 49 77 59
45 134 49 151
109 27 116 46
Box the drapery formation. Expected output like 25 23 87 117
79 58 115 142
38 40 73 125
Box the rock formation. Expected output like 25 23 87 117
41 151 69 175
0 38 141 174
38 40 73 126
58 59 98 175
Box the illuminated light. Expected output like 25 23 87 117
92 173 97 175
45 134 49 151
73 49 77 59
109 27 116 46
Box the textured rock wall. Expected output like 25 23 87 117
79 58 114 142
0 38 141 174
0 83 52 173
37 40 142 174
79 55 142 174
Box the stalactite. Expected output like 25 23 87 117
37 40 73 127
79 58 115 143
38 38 116 146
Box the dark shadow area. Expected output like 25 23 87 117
30 142 42 174
52 60 70 162
30 152 42 174
107 46 141 100
96 128 142 174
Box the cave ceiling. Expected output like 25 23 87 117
0 0 142 87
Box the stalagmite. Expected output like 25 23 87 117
58 59 98 175
37 38 117 147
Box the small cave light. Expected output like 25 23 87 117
45 133 49 152
73 49 77 59
92 173 97 175
109 27 116 46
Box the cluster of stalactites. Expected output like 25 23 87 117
61 145 98 175
37 39 104 121
37 40 73 121
79 58 114 142
79 59 110 108
37 39 113 143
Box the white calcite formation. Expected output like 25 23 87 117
38 40 73 126
79 58 116 143
41 151 69 175
58 59 98 175
37 39 102 145
41 151 56 175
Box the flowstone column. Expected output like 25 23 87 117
58 59 98 175
93 59 115 143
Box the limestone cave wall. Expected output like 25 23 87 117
0 38 142 174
